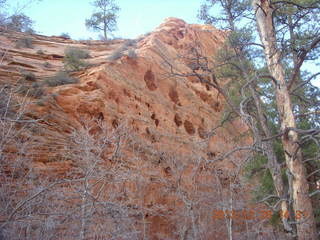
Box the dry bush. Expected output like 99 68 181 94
63 47 90 71
43 61 51 68
0 84 42 239
122 39 137 48
0 108 142 239
17 84 44 98
107 48 124 61
64 47 90 60
107 39 138 61
127 49 137 59
59 33 71 39
15 37 33 48
36 49 44 55
44 72 78 87
22 71 36 82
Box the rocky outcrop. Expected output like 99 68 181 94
0 18 284 239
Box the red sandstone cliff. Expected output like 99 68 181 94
0 18 286 240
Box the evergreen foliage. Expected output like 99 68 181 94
85 0 120 40
199 0 320 236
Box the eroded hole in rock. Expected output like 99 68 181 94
158 153 165 163
216 168 223 175
151 134 157 143
177 30 184 39
174 113 182 127
89 126 100 136
213 101 221 112
164 166 172 175
169 87 180 105
207 152 216 159
184 120 195 135
134 95 142 102
112 119 119 129
97 112 104 121
154 119 160 127
144 70 157 91
123 88 131 97
151 113 156 120
50 54 64 59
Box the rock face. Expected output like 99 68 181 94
0 18 284 239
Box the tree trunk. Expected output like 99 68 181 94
235 49 291 232
252 1 317 239
250 84 292 232
103 27 107 40
103 13 107 40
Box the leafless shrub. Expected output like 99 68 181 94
36 49 44 55
22 71 36 82
107 48 124 61
15 37 33 48
64 47 90 60
16 84 44 98
122 39 137 48
59 32 71 39
43 61 51 68
0 83 42 239
0 107 143 239
107 39 138 61
63 47 90 71
127 49 137 59
44 71 78 87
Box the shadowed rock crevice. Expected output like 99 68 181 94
174 113 182 127
144 70 157 91
184 120 195 135
0 18 264 240
168 87 180 105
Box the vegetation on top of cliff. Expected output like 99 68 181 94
107 39 138 61
59 32 71 39
15 37 34 49
0 0 39 33
63 47 91 71
0 0 319 239
85 0 120 40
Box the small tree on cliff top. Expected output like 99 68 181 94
85 0 120 40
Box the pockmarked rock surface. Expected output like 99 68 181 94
0 18 286 239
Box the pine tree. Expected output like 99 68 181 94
199 0 320 239
85 0 120 40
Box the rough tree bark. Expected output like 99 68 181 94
252 0 317 239
249 83 292 232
